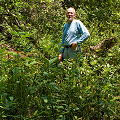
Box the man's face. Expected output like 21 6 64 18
66 8 75 23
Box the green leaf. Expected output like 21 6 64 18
57 106 64 109
10 31 17 35
33 110 38 116
90 60 98 65
0 48 6 53
17 32 26 35
110 96 120 102
73 107 79 111
54 47 59 52
49 57 57 64
30 60 37 65
0 106 3 108
2 115 7 118
79 96 84 101
7 51 17 55
25 59 37 66
25 33 31 37
43 71 49 76
9 96 14 101
50 83 59 90
59 115 63 118
41 97 48 103
0 93 8 96
56 100 65 103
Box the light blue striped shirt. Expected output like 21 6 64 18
60 20 90 52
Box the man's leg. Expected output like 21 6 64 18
63 48 69 59
68 48 77 60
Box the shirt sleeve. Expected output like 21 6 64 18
75 21 90 45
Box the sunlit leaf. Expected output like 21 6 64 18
30 60 37 65
57 106 64 109
0 106 3 108
110 96 120 102
33 110 38 116
17 32 26 35
43 71 49 76
0 48 6 53
9 96 14 101
41 97 48 103
2 115 7 118
90 60 98 65
56 100 65 103
49 57 57 64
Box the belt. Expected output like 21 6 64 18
64 45 72 48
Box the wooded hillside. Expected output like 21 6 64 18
0 0 120 119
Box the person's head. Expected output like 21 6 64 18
66 7 76 24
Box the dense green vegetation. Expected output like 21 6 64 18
0 0 120 119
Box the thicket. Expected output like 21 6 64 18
0 0 120 119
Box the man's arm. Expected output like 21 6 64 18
76 21 90 45
58 52 63 61
71 43 77 50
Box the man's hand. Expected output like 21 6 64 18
71 43 77 50
58 52 63 61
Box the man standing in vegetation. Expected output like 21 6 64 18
58 7 90 61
